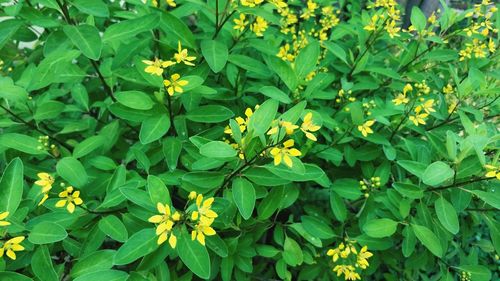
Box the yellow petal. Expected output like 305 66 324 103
6 249 16 260
283 139 294 148
67 203 75 213
149 215 164 223
203 226 216 236
288 148 302 157
38 194 49 206
168 233 177 248
8 236 25 244
55 200 67 208
157 232 168 245
191 230 197 241
0 211 9 220
74 198 83 205
203 197 214 208
274 153 282 166
197 232 205 245
283 154 293 168
191 211 199 221
0 221 11 226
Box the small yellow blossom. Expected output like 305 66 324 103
443 84 454 95
358 120 375 137
356 246 373 269
333 264 360 280
392 93 409 106
142 58 175 76
364 15 378 31
485 165 500 180
233 14 248 32
409 108 429 126
300 0 318 20
35 172 55 206
270 139 302 168
415 99 436 114
55 186 83 213
191 194 218 221
385 20 401 38
240 0 263 7
251 16 268 37
149 203 180 247
277 44 295 62
267 121 299 136
166 0 176 7
188 191 197 200
164 73 189 96
174 41 196 66
0 236 25 260
300 112 321 141
225 107 254 135
0 211 10 227
191 216 216 246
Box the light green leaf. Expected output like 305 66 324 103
31 245 58 281
200 141 237 158
283 236 303 266
412 224 443 257
114 228 158 265
177 231 211 279
0 158 24 214
422 161 454 187
186 105 234 123
139 114 171 144
363 218 398 238
56 157 88 187
232 177 256 220
29 221 68 244
98 215 128 243
73 135 105 158
435 197 459 234
63 24 102 60
147 175 171 206
259 86 292 104
302 216 335 239
115 91 155 110
201 39 228 73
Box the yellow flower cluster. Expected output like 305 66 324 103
392 84 412 106
359 176 381 198
0 236 25 260
460 1 497 61
484 164 500 180
55 185 83 213
34 172 55 206
358 120 376 137
143 41 193 95
224 106 258 159
364 0 401 38
327 242 373 280
240 0 263 8
143 0 176 8
251 16 268 37
442 83 458 113
409 99 435 126
148 203 181 248
189 192 218 246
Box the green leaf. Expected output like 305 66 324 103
103 14 159 43
392 182 424 199
412 224 443 257
139 113 170 144
34 101 65 121
56 157 88 187
0 77 28 102
329 190 347 222
186 105 234 123
294 40 320 79
0 272 33 281
259 86 292 104
114 228 158 265
115 91 155 110
435 197 459 234
159 12 196 49
182 172 224 190
422 161 454 187
71 250 116 278
0 133 49 155
363 218 398 238
0 19 23 50
301 216 335 239
200 141 237 158
63 24 102 60
31 245 59 281
247 99 279 136
177 231 211 279
74 270 128 281
456 265 491 281
29 221 68 244
332 178 362 200
410 6 427 32
397 160 427 179
73 135 105 158
201 39 228 73
162 137 182 171
232 177 256 220
147 175 171 206
0 158 23 214
323 41 348 65
70 0 109 17
283 236 303 266
98 215 128 243
470 190 500 210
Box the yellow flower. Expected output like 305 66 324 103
443 84 454 95
364 15 378 31
191 194 218 221
225 107 254 135
166 0 176 7
277 44 295 62
0 211 10 227
300 0 318 20
485 165 500 180
300 112 321 141
267 120 299 136
173 41 196 66
142 58 175 76
55 186 83 213
356 246 373 269
149 203 180 247
333 264 360 280
392 93 409 106
409 108 429 126
191 216 216 246
188 191 197 200
240 0 263 7
358 120 375 137
488 38 496 53
415 99 436 114
233 13 248 32
35 172 55 206
385 20 400 38
0 236 25 260
164 73 189 96
251 16 268 37
270 139 302 168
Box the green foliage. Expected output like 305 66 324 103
0 0 499 280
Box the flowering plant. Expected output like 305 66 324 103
0 0 499 280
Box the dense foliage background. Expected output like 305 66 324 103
0 0 499 280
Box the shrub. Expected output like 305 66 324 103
0 0 499 280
